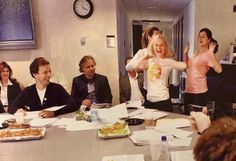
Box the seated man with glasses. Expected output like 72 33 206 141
71 55 112 109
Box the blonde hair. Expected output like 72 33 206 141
147 35 175 58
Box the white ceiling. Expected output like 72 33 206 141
121 0 192 21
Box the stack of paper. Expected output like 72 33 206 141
96 103 129 123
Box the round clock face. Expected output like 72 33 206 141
73 0 94 19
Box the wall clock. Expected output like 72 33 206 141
73 0 94 19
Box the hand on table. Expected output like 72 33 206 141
39 110 55 118
82 99 92 107
189 107 211 133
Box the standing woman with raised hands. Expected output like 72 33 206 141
0 62 21 113
184 28 222 115
126 35 186 112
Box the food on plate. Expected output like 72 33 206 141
8 123 30 129
75 111 91 121
4 119 30 129
99 122 127 135
0 128 44 138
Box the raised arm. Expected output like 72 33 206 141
126 53 149 72
163 59 187 70
183 42 190 65
209 42 222 73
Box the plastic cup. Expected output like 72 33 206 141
14 112 24 123
144 112 155 128
150 140 161 161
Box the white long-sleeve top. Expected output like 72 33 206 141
127 52 186 102
126 48 148 89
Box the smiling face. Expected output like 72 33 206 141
153 37 166 58
0 67 10 81
34 64 52 88
82 58 96 79
198 31 210 48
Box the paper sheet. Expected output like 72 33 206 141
52 118 76 126
168 137 192 147
171 150 194 161
25 111 41 119
154 127 193 138
129 129 174 145
126 100 143 109
155 118 190 128
129 109 168 120
30 118 59 127
102 154 144 161
66 120 100 131
96 103 129 123
45 105 66 111
0 114 14 124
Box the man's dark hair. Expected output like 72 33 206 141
30 57 50 78
79 55 96 73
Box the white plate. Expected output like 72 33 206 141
0 128 46 142
98 124 130 139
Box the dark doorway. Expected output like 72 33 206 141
132 23 143 56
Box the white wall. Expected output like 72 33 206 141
0 0 120 105
117 0 129 76
182 0 195 58
195 0 236 60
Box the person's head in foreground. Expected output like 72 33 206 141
193 116 236 161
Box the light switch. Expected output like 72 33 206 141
80 37 86 46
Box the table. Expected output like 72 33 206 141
0 112 199 161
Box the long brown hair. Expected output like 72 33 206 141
0 61 13 80
141 26 160 48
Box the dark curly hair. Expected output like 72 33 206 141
194 117 236 161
